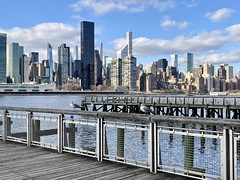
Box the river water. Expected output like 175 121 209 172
0 95 85 110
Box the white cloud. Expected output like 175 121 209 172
112 30 228 57
226 24 240 42
205 8 234 22
0 23 80 61
198 50 240 65
183 0 197 8
70 0 175 15
161 16 190 29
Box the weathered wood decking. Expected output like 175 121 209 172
0 141 194 180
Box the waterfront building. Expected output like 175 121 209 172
155 58 168 72
184 52 193 74
58 43 70 86
29 52 39 64
7 42 24 83
170 54 178 69
203 62 214 76
94 50 102 86
122 55 137 90
81 21 95 90
217 64 227 80
73 60 81 79
225 64 233 80
138 71 147 92
146 62 157 75
111 58 122 87
146 73 157 93
22 55 31 83
193 65 203 79
117 31 132 59
47 43 53 83
0 33 7 83
103 56 113 72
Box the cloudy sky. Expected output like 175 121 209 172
0 0 240 74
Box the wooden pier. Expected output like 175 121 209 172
0 140 193 179
81 95 240 119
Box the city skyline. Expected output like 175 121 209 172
0 0 240 74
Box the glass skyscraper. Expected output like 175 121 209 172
47 43 53 83
58 43 70 86
7 42 24 83
0 33 7 83
81 21 94 90
185 52 194 73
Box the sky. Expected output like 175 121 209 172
0 0 240 74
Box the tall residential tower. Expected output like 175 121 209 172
184 52 193 74
0 33 7 83
47 43 53 83
81 21 94 90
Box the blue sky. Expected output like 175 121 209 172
1 0 240 74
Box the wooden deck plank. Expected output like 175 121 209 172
0 140 194 180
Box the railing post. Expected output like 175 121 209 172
97 116 103 161
58 114 63 153
149 118 158 173
221 127 233 180
27 112 33 147
2 110 8 141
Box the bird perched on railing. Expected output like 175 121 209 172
140 103 154 115
70 102 82 109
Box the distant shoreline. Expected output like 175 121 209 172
0 91 125 96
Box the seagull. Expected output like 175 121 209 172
140 103 154 115
70 102 82 109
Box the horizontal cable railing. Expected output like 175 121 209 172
0 106 240 179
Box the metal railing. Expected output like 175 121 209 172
0 106 240 179
84 95 240 106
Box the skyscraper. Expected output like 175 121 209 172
170 54 178 69
7 42 24 83
58 43 70 86
117 31 132 59
185 53 193 74
47 43 53 83
122 55 137 90
81 21 94 90
94 50 102 86
155 59 168 72
29 52 39 64
0 33 7 83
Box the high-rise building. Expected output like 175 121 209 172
155 59 168 72
58 43 70 86
29 52 39 64
47 43 53 83
122 55 137 90
7 42 24 83
117 31 132 59
185 53 193 74
170 54 178 69
217 64 227 80
225 64 233 80
203 62 214 76
23 55 30 83
111 58 122 87
81 21 95 90
0 33 7 83
94 50 102 86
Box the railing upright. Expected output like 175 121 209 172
58 114 63 153
27 112 33 147
97 117 103 161
149 119 158 173
221 127 234 180
2 110 7 141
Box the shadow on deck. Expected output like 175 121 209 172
0 140 194 180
